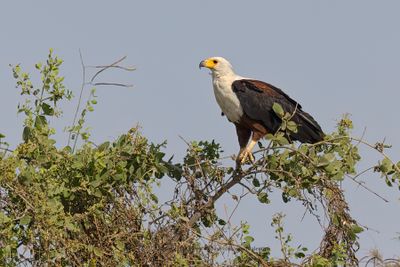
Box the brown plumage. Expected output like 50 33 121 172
232 79 324 143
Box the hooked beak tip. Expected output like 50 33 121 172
199 60 205 69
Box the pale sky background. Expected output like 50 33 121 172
1 0 400 260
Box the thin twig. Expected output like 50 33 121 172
89 56 127 84
92 82 133 87
67 49 86 148
226 188 248 226
191 228 272 267
350 136 400 174
238 182 257 194
5 184 34 210
346 171 389 203
86 65 136 71
0 147 13 153
186 168 252 228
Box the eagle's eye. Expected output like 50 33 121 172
213 60 218 64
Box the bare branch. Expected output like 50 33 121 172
346 170 389 203
67 49 86 148
87 65 136 71
92 82 133 87
89 56 127 84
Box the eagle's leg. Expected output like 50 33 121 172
237 130 265 165
239 140 257 164
235 124 252 166
236 147 255 165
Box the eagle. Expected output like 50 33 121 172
199 57 324 165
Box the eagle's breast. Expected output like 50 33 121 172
212 75 243 123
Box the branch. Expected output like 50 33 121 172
187 169 246 228
351 137 400 174
193 228 272 267
346 171 389 203
0 147 13 153
317 180 359 265
89 56 128 84
67 49 86 148
67 51 135 149
91 82 133 88
86 65 136 71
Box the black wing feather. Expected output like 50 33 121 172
232 79 324 143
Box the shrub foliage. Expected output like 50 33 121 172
1 51 399 266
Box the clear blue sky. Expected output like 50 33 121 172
1 0 399 259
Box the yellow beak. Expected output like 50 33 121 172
199 59 216 69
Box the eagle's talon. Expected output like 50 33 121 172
248 153 255 163
237 150 254 165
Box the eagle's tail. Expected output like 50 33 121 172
290 111 324 144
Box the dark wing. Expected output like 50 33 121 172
232 79 324 143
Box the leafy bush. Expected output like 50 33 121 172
1 50 399 266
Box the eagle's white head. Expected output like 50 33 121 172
199 56 244 123
199 56 236 78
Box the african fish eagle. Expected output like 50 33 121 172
199 57 324 165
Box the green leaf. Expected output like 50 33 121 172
331 170 345 181
252 178 260 187
257 141 264 149
380 157 393 173
257 192 270 204
156 164 169 175
0 212 11 224
22 126 32 142
288 188 298 197
72 161 84 169
93 247 103 257
81 132 90 140
282 192 290 203
242 223 250 234
41 102 54 115
218 219 227 226
114 173 126 182
95 159 106 170
64 219 79 232
34 115 47 130
115 240 125 251
325 160 342 174
202 215 213 227
0 133 5 139
97 141 110 152
150 193 159 203
276 135 289 145
272 103 285 118
295 252 306 258
287 120 298 133
351 224 364 234
244 236 254 245
260 247 271 260
318 153 335 167
90 179 103 188
20 215 31 225
47 198 61 212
